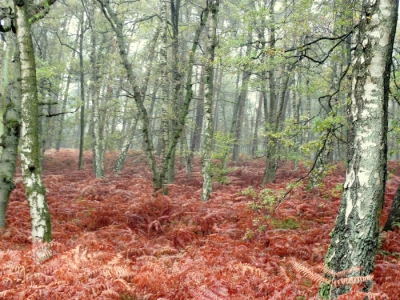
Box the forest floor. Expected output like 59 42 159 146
0 149 399 299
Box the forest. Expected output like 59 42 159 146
0 0 399 299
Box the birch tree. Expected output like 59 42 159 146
14 0 56 263
201 0 219 201
0 34 20 229
319 0 398 298
112 26 160 174
97 0 208 191
87 2 103 178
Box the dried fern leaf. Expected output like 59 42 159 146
237 263 265 278
32 241 52 265
333 274 373 287
291 261 330 284
323 265 362 277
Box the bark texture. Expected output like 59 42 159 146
88 5 103 178
112 27 159 174
99 0 207 191
320 0 398 298
15 0 52 262
0 37 21 229
201 0 219 201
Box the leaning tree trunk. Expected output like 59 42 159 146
97 0 160 187
201 0 219 201
112 27 160 174
319 0 398 298
113 116 139 174
0 36 21 229
99 0 208 191
157 5 209 188
15 1 52 263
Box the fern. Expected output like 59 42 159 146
291 261 330 285
1 150 397 298
290 260 385 299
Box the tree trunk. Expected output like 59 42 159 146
383 185 400 231
113 116 139 174
0 36 21 229
232 29 252 163
261 0 279 185
166 0 182 183
98 0 207 191
55 26 80 151
78 20 86 170
88 9 104 178
191 66 205 153
201 0 219 201
262 64 292 185
319 0 398 298
15 0 52 263
157 5 209 188
0 33 12 159
252 92 263 158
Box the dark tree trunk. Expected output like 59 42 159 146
383 185 400 231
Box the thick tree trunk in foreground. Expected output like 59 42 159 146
0 37 21 229
201 0 219 201
15 0 52 263
319 0 398 298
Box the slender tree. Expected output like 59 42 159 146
87 2 103 178
78 13 87 170
98 0 208 191
201 0 219 201
113 26 160 174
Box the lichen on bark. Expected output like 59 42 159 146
319 0 398 298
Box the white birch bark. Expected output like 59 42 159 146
201 0 219 201
0 36 20 229
320 0 398 298
15 0 52 263
88 6 103 179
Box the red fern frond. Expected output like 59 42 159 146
323 265 362 277
290 261 330 285
333 274 374 287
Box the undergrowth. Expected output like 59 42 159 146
0 150 398 299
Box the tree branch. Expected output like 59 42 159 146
28 0 58 24
41 106 79 118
